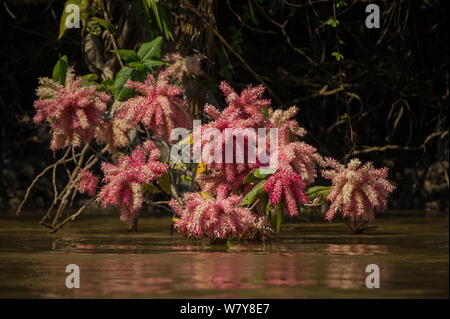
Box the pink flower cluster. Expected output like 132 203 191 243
193 82 319 218
169 185 259 239
97 140 168 225
117 71 192 141
77 169 99 197
261 106 320 216
195 82 272 193
321 158 396 224
33 68 110 150
263 167 308 216
268 106 319 185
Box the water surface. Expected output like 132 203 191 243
0 212 448 298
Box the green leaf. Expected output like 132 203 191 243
200 192 213 199
148 0 163 31
157 173 172 195
142 59 167 72
111 49 140 63
129 62 145 72
81 73 98 86
336 0 348 8
243 171 260 184
160 10 174 41
315 189 331 200
239 179 266 206
112 66 133 100
101 78 114 89
305 185 331 200
243 168 273 184
326 18 339 28
253 168 273 179
112 67 146 101
52 55 69 85
305 185 331 196
137 37 162 61
331 51 344 61
82 73 98 82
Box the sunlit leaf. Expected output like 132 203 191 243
200 192 213 199
142 59 167 72
52 55 69 85
110 49 140 63
239 179 266 206
137 37 162 61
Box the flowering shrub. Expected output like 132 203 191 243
33 68 110 150
24 37 395 238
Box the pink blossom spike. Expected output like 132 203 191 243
117 71 192 141
77 169 99 197
169 186 259 240
321 158 396 225
262 167 308 216
33 68 110 150
97 140 169 226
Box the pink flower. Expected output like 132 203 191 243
77 169 99 197
264 106 319 185
278 142 318 185
262 166 308 216
95 116 131 152
97 140 168 225
117 71 191 141
193 82 272 193
321 158 396 224
33 68 110 150
269 106 306 144
169 185 259 239
217 81 271 128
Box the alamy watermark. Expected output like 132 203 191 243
365 264 380 288
65 4 80 29
65 264 80 288
365 4 380 29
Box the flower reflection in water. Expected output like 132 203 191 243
32 242 392 297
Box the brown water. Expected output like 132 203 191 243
0 212 448 298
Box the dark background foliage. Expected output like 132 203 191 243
0 0 448 212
